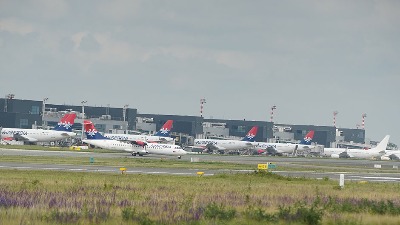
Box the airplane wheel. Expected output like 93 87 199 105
131 152 136 156
178 156 181 159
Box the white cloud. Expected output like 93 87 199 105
0 18 34 35
141 45 254 70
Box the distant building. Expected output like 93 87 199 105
0 97 375 148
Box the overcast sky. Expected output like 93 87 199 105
0 0 399 145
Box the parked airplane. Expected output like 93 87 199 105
381 149 400 160
324 135 390 159
193 126 258 153
0 113 77 142
253 130 315 155
82 120 186 159
104 120 174 143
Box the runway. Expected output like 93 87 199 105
1 148 400 182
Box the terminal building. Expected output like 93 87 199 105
0 96 373 149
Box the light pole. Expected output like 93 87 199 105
333 111 339 128
123 104 129 134
200 98 206 118
4 94 15 112
270 105 277 122
362 113 367 130
81 100 87 140
42 97 48 128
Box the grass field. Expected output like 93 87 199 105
1 144 400 224
1 144 397 173
1 169 400 225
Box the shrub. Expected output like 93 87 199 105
278 202 324 225
46 210 81 224
204 202 236 221
121 207 154 225
244 205 277 222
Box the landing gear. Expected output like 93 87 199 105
131 152 137 156
178 156 181 159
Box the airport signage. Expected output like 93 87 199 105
257 164 267 170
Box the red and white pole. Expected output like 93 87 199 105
270 105 276 122
200 98 206 118
333 111 338 127
362 113 367 130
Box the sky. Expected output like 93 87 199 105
0 0 399 145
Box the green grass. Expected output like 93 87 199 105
0 144 117 153
1 170 400 224
0 155 259 170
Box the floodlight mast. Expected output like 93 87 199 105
81 100 87 140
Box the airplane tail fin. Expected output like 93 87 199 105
300 130 314 145
53 113 76 132
241 126 258 142
84 120 108 140
373 135 390 152
154 120 173 137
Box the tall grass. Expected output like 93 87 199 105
0 170 400 224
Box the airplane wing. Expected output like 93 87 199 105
265 147 281 156
338 149 353 158
387 153 400 160
125 148 149 154
13 134 38 142
159 137 174 144
60 132 72 137
205 143 226 151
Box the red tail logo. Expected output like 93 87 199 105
84 120 96 132
247 126 258 137
161 120 173 130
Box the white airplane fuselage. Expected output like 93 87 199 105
104 133 174 144
381 150 400 160
323 135 390 159
253 142 315 154
321 148 345 157
82 139 186 157
194 139 253 151
323 147 383 158
1 128 76 142
82 139 137 152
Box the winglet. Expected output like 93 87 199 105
300 130 314 145
241 126 258 142
84 120 108 140
53 113 76 132
154 120 173 137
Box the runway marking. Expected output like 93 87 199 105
171 173 194 175
14 167 31 169
69 168 86 171
147 172 168 174
42 167 62 170
126 171 143 173
96 169 115 172
349 178 399 182
350 176 400 180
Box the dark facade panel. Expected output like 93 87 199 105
339 128 365 144
138 114 204 136
46 104 137 130
204 119 273 142
0 112 41 129
276 124 337 146
0 98 42 115
0 112 17 127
